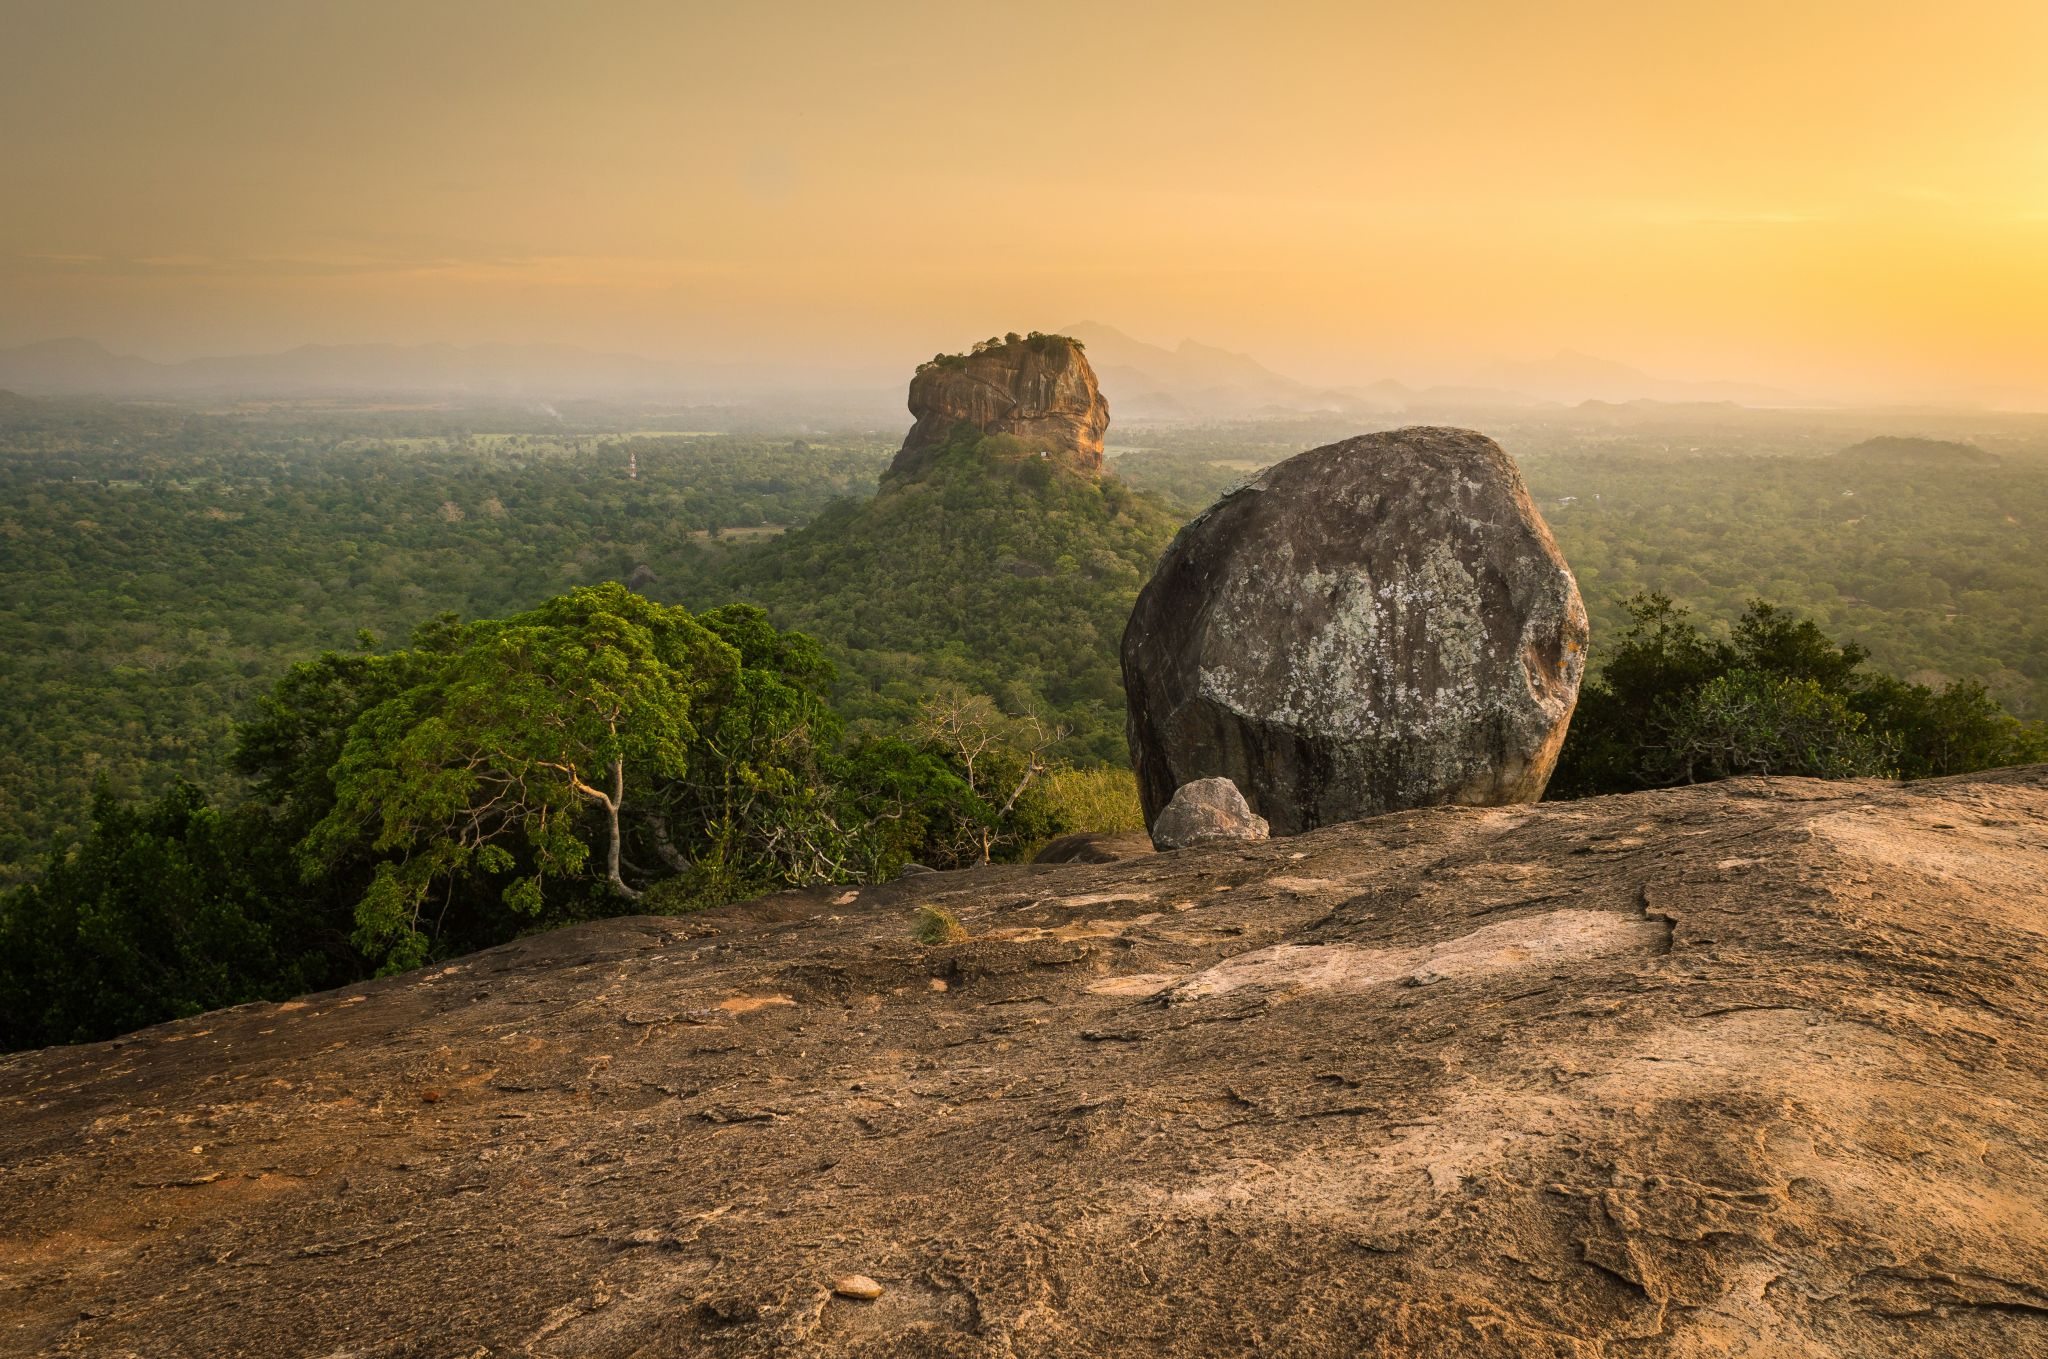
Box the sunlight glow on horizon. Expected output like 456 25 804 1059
5 0 2046 403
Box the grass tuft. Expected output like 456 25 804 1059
912 905 968 945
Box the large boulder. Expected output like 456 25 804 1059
889 334 1108 482
1123 426 1587 835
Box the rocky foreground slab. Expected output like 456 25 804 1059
5 768 2048 1357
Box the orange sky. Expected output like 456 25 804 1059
5 0 2046 402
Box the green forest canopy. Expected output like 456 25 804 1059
4 397 2048 886
5 397 2048 1048
0 585 1126 1049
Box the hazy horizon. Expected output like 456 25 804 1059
0 325 1821 400
7 1 2047 406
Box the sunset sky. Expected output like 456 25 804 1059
5 0 2046 402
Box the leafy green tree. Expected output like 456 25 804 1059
1855 674 2048 779
0 782 353 1050
236 624 462 841
1556 595 1735 794
248 590 1002 970
304 584 737 969
1648 672 1886 783
1554 594 2046 796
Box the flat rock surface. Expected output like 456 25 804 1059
5 768 2048 1357
1030 830 1155 865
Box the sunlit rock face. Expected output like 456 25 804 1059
1122 426 1588 835
888 335 1109 481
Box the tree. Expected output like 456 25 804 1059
1855 674 2048 779
644 603 906 903
912 688 1066 864
1649 672 1886 783
233 592 1006 971
0 782 352 1050
1552 594 2046 797
1550 595 1734 795
236 621 463 843
304 584 737 970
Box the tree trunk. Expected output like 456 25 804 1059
645 814 691 872
602 759 639 900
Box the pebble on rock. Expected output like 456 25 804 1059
833 1274 885 1301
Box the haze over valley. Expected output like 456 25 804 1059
0 324 1834 415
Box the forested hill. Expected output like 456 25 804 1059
710 423 1182 762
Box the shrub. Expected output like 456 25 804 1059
1650 672 1887 783
1039 767 1146 835
1552 594 2046 796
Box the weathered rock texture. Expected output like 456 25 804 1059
1149 775 1270 850
1030 830 1154 865
1124 426 1588 835
889 336 1109 481
6 767 2048 1357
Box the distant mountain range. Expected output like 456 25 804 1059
1473 350 1802 407
1063 324 1807 417
1067 322 1545 418
1060 323 1361 419
0 332 1812 414
0 338 690 400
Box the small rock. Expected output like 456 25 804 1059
833 1274 885 1301
1150 777 1270 851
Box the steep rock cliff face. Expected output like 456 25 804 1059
889 335 1109 481
5 767 2048 1357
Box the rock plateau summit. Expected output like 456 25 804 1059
888 333 1109 482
